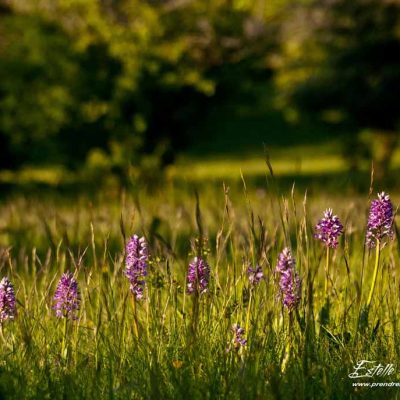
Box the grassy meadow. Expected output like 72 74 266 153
2 1 400 398
0 157 399 400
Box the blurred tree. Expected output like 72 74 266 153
274 0 400 178
0 0 277 177
0 2 123 168
0 0 278 178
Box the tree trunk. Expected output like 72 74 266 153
371 130 398 181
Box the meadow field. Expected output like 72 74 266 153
2 0 400 398
0 157 399 400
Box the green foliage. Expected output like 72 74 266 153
0 6 122 168
0 0 277 171
274 0 400 175
275 0 400 130
3 0 399 175
0 14 74 165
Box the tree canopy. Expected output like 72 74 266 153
0 0 276 170
1 0 400 175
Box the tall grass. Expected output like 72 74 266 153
0 180 398 399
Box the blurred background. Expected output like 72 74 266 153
1 0 400 192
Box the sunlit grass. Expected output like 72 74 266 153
0 166 71 186
2 141 400 186
168 152 347 181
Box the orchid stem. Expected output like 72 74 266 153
132 295 139 339
367 239 381 309
324 246 330 298
61 317 68 360
245 289 252 341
